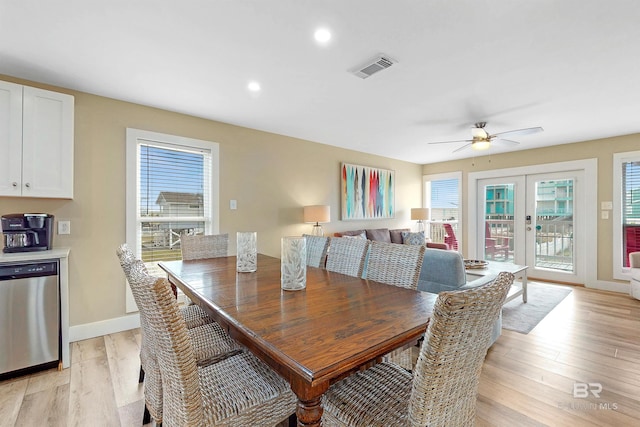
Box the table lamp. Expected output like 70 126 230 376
411 208 430 233
304 205 330 236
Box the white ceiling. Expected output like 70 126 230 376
2 1 640 164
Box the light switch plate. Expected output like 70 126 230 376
230 200 237 210
601 201 613 210
601 211 609 220
58 220 71 235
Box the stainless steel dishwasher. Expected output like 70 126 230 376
0 260 59 377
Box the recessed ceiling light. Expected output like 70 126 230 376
247 81 261 92
314 28 332 44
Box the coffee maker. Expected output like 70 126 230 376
1 213 54 253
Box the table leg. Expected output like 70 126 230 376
296 396 323 427
521 272 528 303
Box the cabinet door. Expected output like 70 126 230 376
22 86 74 198
0 81 23 196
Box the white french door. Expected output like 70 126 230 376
476 170 585 284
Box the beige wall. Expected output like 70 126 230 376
422 135 640 284
0 75 423 326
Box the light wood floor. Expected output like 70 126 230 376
1 283 638 426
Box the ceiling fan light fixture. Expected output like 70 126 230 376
471 127 488 139
471 140 491 151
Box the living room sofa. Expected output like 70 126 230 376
334 227 502 343
333 228 497 292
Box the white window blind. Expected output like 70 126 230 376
622 160 640 267
137 141 211 266
622 161 640 225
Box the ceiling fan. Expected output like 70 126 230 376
428 122 544 153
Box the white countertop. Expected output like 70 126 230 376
0 247 70 263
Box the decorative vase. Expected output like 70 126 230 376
237 232 257 272
281 236 307 291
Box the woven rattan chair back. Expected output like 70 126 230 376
303 234 330 268
181 233 229 260
116 253 164 424
365 241 425 289
408 271 515 425
135 272 205 425
325 237 370 278
116 243 136 266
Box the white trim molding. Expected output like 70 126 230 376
69 313 140 343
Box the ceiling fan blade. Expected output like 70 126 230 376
452 142 473 153
493 126 543 139
496 138 521 145
427 139 473 145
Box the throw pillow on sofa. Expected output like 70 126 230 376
365 228 392 243
343 231 367 239
402 231 426 245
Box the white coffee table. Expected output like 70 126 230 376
465 260 528 304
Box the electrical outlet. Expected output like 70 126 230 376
58 220 71 235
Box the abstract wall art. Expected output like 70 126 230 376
341 163 395 220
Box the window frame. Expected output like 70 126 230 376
125 128 220 312
613 150 640 280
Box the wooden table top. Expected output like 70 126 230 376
159 253 437 425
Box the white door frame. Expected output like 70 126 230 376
468 159 598 287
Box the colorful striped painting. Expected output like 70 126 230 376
341 163 395 220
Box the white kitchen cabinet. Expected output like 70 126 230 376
0 80 74 198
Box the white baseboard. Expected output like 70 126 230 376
587 280 630 294
69 313 140 342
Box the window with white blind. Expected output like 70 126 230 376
423 172 462 250
613 151 640 277
125 129 219 310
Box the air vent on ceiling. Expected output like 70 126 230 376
351 55 396 79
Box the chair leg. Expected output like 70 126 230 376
143 404 151 425
138 365 145 383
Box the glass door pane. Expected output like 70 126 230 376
477 176 525 265
484 184 515 263
532 179 574 272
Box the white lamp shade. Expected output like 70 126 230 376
410 208 429 221
304 205 330 223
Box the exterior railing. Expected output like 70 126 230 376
431 218 575 270
428 221 459 246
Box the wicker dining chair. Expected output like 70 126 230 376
303 234 330 268
181 233 229 260
364 241 426 370
117 244 212 330
325 236 370 278
138 272 297 426
117 248 242 425
322 272 515 427
365 241 426 289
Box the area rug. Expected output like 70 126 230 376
501 282 572 334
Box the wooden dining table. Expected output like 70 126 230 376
159 254 437 427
